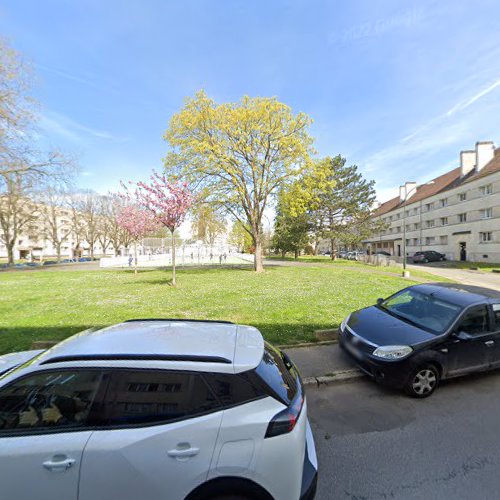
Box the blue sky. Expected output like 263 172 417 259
1 0 500 203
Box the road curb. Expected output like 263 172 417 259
303 369 364 387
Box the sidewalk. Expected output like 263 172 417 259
283 342 363 386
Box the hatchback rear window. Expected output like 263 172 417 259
255 343 298 405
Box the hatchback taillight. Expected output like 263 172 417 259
265 393 304 438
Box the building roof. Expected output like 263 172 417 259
26 320 265 374
374 148 500 218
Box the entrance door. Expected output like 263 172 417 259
459 242 467 261
397 245 401 257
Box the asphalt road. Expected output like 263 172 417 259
308 371 500 500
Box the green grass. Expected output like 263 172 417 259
265 255 451 281
439 261 500 272
0 266 431 355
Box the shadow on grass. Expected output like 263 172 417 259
0 320 338 355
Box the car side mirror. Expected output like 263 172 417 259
376 298 384 306
453 330 472 341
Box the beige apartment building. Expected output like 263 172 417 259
364 141 500 263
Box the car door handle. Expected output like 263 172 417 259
43 457 76 472
485 340 495 347
167 447 200 459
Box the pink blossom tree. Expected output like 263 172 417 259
116 205 158 275
122 172 193 285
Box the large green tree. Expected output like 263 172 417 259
273 194 310 259
284 155 379 258
163 91 314 272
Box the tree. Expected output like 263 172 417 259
284 156 378 259
191 204 226 246
70 191 100 259
122 172 192 286
164 91 313 272
0 173 37 264
273 194 310 259
116 205 158 275
37 185 72 262
228 221 252 253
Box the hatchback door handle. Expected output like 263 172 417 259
485 340 495 347
43 457 76 472
168 446 200 459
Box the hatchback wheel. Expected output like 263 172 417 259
405 364 439 398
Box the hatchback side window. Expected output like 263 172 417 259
457 306 490 336
99 370 221 426
0 370 104 434
493 304 500 331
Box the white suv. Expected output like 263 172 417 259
0 320 317 500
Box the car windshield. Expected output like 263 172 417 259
380 289 462 334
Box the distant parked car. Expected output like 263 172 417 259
42 260 57 266
374 251 391 257
25 262 39 267
347 251 365 261
0 320 318 500
61 258 75 263
78 257 92 262
412 250 446 263
339 283 500 398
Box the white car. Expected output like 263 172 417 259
0 320 318 500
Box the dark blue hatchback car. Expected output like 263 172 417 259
339 283 500 397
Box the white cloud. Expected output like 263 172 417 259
39 109 129 144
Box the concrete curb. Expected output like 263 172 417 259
277 339 338 349
302 369 364 387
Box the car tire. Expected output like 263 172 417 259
422 259 428 263
404 364 440 398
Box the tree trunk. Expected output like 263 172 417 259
330 238 336 260
56 244 62 263
171 229 176 285
134 242 138 275
294 249 299 260
254 236 264 272
6 242 14 266
281 250 286 258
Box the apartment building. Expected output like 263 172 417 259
364 141 500 263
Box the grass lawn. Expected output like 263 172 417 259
0 265 435 355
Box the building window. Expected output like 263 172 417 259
458 213 467 223
439 198 448 207
440 217 448 226
405 224 411 231
480 208 493 219
458 192 467 201
395 213 401 220
405 239 410 246
404 210 410 217
425 237 435 245
480 232 493 243
480 184 493 196
426 220 435 228
425 203 434 212
440 235 448 245
413 208 418 215
396 226 401 233
413 223 420 230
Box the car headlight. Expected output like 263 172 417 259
372 345 412 360
340 314 351 332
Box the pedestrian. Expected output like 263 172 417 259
128 255 133 267
219 254 223 265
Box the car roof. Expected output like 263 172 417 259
30 320 264 374
410 283 500 307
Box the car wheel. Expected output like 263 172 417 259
404 364 439 398
422 259 428 263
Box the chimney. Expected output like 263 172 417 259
460 150 475 176
475 141 495 171
400 182 417 202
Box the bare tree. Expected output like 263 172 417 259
0 173 38 264
37 185 73 262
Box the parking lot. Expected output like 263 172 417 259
309 372 500 500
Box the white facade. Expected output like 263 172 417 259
365 142 500 263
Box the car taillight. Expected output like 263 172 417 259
265 394 304 438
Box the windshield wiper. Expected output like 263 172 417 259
380 307 425 330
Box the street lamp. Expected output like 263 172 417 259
401 182 417 278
